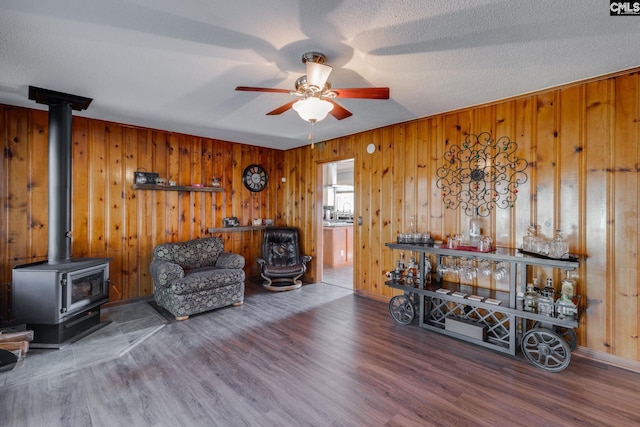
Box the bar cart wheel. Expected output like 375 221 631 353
533 321 577 351
389 295 416 325
521 328 571 372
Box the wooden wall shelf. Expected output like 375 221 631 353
207 226 268 233
133 184 223 192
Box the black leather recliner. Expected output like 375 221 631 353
257 227 312 291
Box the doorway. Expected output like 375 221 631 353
321 159 354 291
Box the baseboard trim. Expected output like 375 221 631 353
573 346 640 373
354 289 389 303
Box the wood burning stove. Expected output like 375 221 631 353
11 87 111 346
12 258 110 345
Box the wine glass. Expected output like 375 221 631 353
446 256 459 278
480 260 493 276
493 262 507 280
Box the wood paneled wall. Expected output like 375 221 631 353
2 68 639 365
1 109 284 307
283 69 640 364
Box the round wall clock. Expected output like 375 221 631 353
243 164 268 192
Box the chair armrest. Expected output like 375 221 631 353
301 255 312 264
216 252 245 269
256 257 266 266
150 260 185 288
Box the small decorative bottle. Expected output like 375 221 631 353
523 283 538 312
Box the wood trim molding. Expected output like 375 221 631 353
573 347 640 374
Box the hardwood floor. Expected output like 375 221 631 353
2 281 640 426
322 265 353 290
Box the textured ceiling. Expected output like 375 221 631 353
1 0 639 150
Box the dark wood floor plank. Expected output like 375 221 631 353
2 282 640 426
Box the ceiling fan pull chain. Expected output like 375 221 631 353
309 120 315 149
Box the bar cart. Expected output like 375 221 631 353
385 243 583 372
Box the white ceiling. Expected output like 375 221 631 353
1 0 639 150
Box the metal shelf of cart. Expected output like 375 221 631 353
384 242 585 372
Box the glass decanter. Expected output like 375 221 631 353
549 229 569 258
469 207 482 246
522 225 537 252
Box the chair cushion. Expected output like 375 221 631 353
169 267 245 295
262 264 305 278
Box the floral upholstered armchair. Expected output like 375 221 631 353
150 237 245 320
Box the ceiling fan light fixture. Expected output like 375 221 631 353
292 97 334 122
305 61 332 92
236 51 388 123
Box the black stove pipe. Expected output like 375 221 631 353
47 100 73 263
28 86 93 264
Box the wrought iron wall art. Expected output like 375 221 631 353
436 132 528 217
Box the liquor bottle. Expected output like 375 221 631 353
557 271 578 320
396 252 406 272
423 258 432 285
523 283 538 312
469 207 482 246
543 278 556 300
537 278 556 316
405 256 417 286
395 252 406 282
561 271 576 299
532 277 540 293
556 294 578 320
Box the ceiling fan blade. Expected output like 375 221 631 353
327 100 352 120
235 86 291 94
332 87 390 99
266 100 297 116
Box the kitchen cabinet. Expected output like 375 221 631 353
323 226 353 267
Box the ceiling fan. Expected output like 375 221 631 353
236 52 389 123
